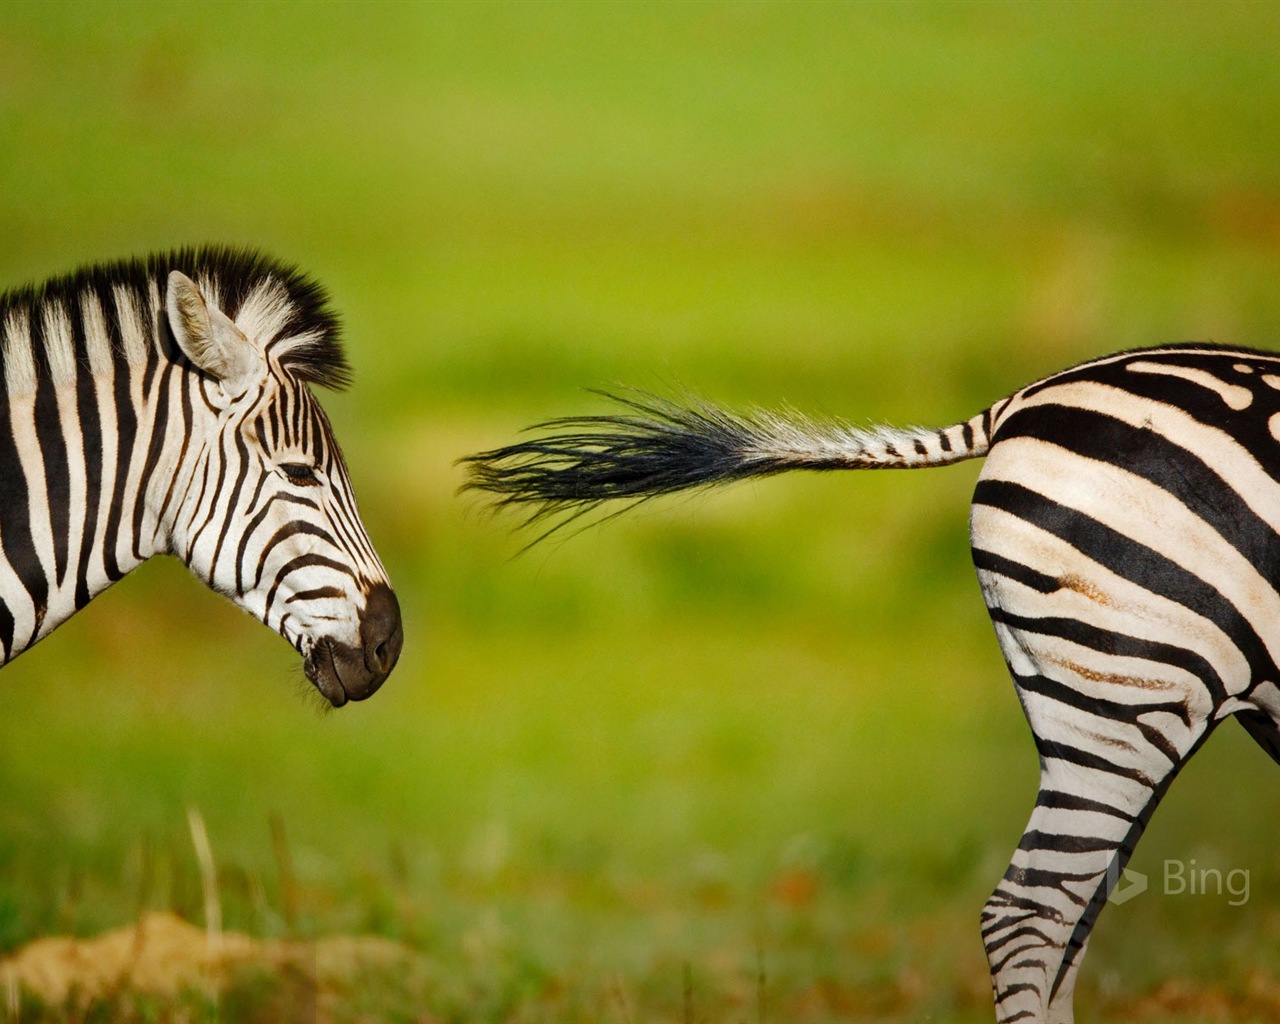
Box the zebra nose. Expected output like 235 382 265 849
361 583 403 677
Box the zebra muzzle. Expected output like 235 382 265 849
303 584 403 707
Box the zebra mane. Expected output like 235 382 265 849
0 246 350 391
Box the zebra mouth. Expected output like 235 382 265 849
303 640 349 707
297 589 402 707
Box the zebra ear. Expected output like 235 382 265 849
166 271 265 395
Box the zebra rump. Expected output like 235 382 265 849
463 345 1280 1024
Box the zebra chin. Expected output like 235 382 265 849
300 584 403 707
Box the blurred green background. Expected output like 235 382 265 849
2 2 1280 1021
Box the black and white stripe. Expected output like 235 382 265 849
462 345 1280 1023
0 248 401 706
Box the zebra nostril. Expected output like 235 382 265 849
361 583 402 677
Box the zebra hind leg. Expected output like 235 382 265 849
981 664 1216 1024
1236 707 1280 766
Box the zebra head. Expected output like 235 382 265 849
162 269 402 706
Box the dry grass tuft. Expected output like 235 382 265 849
0 911 423 1018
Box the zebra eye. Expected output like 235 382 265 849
279 461 318 484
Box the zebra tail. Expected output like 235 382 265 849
460 390 995 529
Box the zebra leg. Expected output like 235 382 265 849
1237 708 1280 766
968 469 1239 1022
982 662 1216 1024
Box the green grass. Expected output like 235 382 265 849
2 2 1280 1021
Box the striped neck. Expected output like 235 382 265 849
0 287 192 660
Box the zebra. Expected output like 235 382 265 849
0 247 401 706
461 344 1280 1023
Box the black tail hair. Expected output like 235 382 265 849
460 390 990 537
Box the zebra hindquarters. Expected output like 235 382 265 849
968 440 1237 1023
